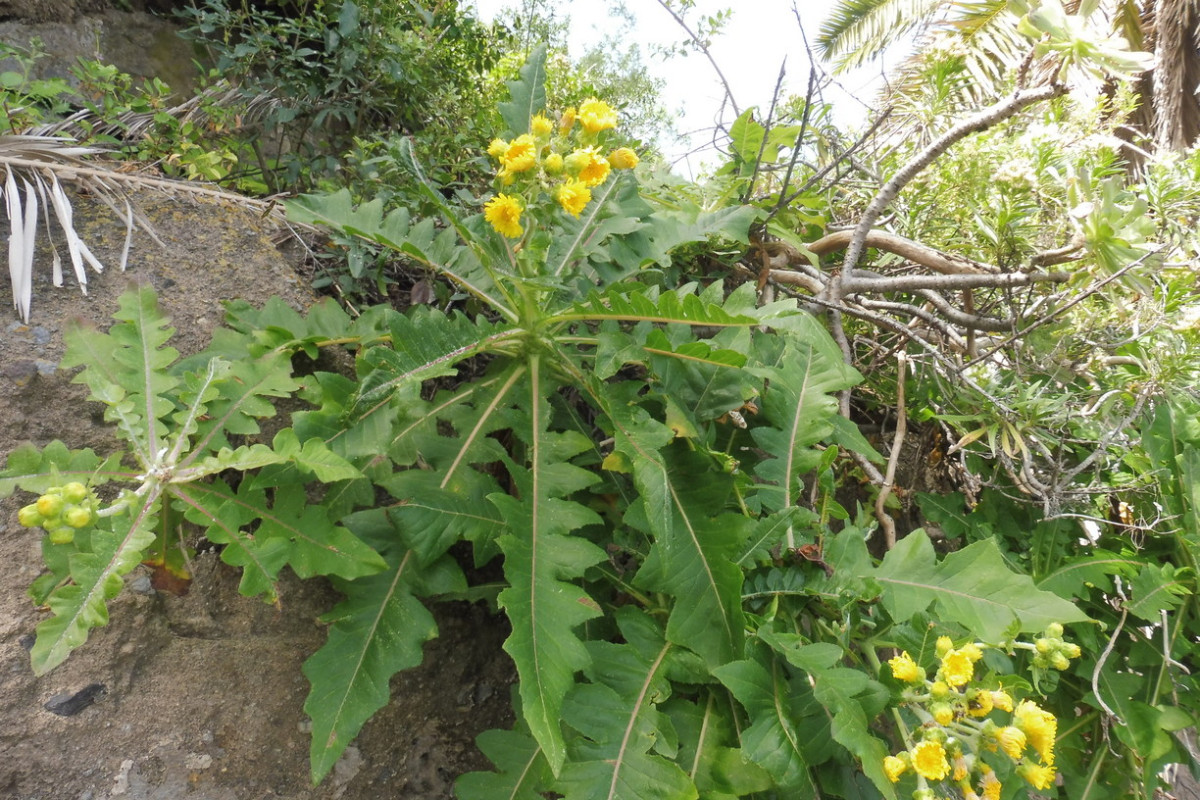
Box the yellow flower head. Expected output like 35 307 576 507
609 147 640 170
500 134 538 175
952 755 970 782
531 113 554 137
544 152 564 174
911 740 951 781
936 636 954 657
578 97 618 133
570 146 611 187
888 651 923 683
487 138 509 158
961 643 984 662
967 688 994 717
484 193 524 238
991 690 1014 713
559 106 577 134
1018 762 1057 791
883 755 908 783
941 649 975 688
979 767 1002 800
931 702 955 726
556 178 592 218
995 725 1027 760
1014 700 1057 765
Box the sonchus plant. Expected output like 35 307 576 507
0 287 372 676
4 47 1094 796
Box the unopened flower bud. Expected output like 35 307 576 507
37 493 64 518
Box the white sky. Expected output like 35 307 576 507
467 0 890 177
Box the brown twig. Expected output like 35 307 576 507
875 353 908 549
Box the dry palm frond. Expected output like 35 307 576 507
28 80 282 145
0 133 294 323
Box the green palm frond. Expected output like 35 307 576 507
817 0 949 72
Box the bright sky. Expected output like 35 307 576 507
467 0 890 177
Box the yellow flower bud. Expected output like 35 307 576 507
544 152 564 174
609 147 639 170
530 113 554 137
559 106 576 134
883 755 907 783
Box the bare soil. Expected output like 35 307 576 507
0 194 514 799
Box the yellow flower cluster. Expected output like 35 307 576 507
481 98 640 238
881 628 1078 797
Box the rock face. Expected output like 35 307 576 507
0 194 514 799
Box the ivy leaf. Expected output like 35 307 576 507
303 551 463 784
875 531 1091 640
498 44 548 136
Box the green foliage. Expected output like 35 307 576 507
9 9 1200 799
1 288 372 675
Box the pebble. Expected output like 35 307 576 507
184 752 213 771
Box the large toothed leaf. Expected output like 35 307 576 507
498 44 548 136
555 285 761 328
457 728 553 800
380 468 506 565
177 480 290 600
750 332 865 513
556 611 698 800
0 441 126 496
495 359 606 774
287 189 511 311
875 530 1091 640
608 398 747 667
354 307 512 412
303 548 463 784
30 506 159 675
713 656 819 795
61 286 180 462
181 351 302 454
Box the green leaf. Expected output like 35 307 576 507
178 481 290 600
498 44 548 136
1126 563 1192 622
628 442 748 668
61 286 180 463
750 332 862 513
355 307 512 412
0 441 125 497
457 728 552 800
713 657 818 794
557 612 697 800
875 531 1091 640
495 361 606 774
303 550 462 783
30 507 159 674
557 286 760 329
